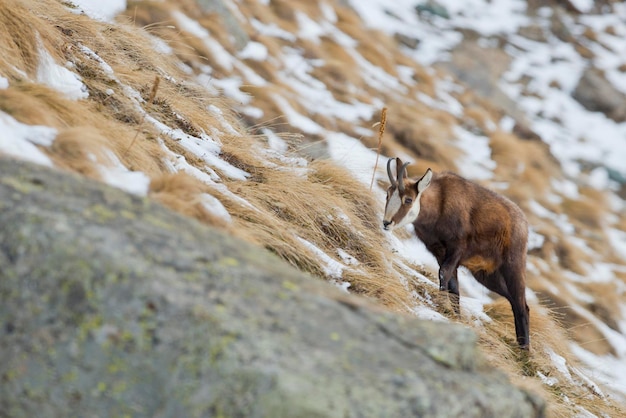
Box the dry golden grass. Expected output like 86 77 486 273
267 0 298 32
125 0 173 27
0 0 247 225
149 172 230 227
561 196 604 230
355 34 399 77
215 154 414 305
319 36 359 70
125 1 240 77
384 103 460 171
582 282 623 330
3 0 626 416
49 127 111 179
534 281 614 356
0 0 86 79
489 130 561 203
0 84 72 127
463 105 496 134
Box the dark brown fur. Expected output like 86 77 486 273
385 159 531 349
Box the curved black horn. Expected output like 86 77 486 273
398 162 410 193
387 158 397 187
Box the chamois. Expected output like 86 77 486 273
383 157 530 349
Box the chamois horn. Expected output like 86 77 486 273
387 158 397 187
397 160 410 193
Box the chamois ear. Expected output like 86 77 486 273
417 169 432 193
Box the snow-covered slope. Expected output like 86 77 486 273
1 0 625 415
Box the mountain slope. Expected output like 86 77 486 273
1 0 625 416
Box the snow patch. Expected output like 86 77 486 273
200 193 232 223
99 151 150 196
0 112 56 166
173 11 234 71
37 42 88 100
297 237 344 279
326 132 380 187
147 115 249 181
70 0 126 22
238 42 268 61
453 126 495 180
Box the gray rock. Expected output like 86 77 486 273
572 67 626 122
196 0 249 50
550 8 575 42
438 40 540 139
0 157 544 417
517 24 547 43
395 33 421 50
416 2 450 20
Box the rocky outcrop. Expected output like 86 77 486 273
572 67 626 122
438 40 540 140
0 157 544 417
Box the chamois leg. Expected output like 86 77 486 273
513 300 530 350
447 271 460 316
501 264 530 349
438 248 462 291
477 269 530 348
438 249 462 316
475 269 528 348
474 270 510 299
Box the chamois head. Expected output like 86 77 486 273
383 158 432 231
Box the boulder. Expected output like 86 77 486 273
0 157 544 417
196 0 249 50
572 67 626 122
438 39 540 140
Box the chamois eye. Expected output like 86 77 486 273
404 198 413 205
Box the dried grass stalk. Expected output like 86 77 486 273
370 107 387 191
125 75 160 154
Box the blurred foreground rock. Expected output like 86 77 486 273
0 157 544 417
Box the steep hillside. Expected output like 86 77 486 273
1 0 625 416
